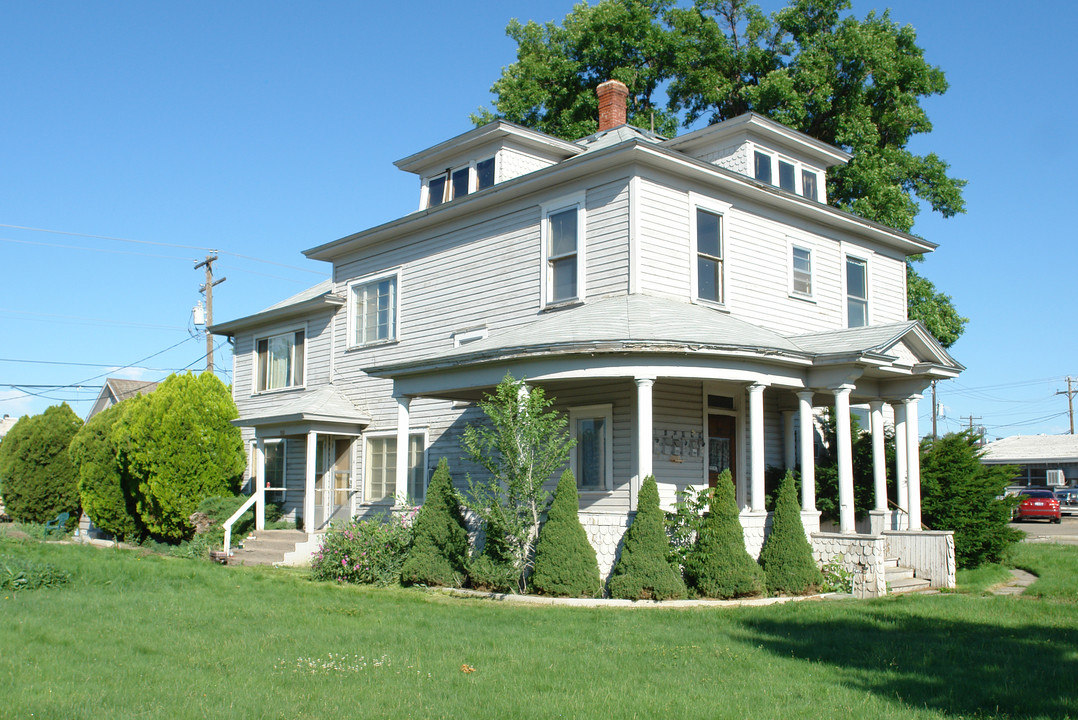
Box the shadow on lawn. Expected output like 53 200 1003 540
737 605 1077 718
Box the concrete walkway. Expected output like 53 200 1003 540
439 587 849 608
988 568 1036 596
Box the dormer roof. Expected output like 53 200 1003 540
662 112 851 168
393 120 582 176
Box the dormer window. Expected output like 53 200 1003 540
451 167 469 200
801 170 818 201
427 174 447 208
424 157 497 209
754 150 772 185
476 158 495 190
779 160 796 193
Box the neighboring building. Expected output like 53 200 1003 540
87 378 160 420
0 414 18 440
981 434 1078 488
212 81 962 595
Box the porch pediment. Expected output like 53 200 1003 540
790 321 963 376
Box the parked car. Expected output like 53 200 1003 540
1055 488 1078 516
1014 489 1062 523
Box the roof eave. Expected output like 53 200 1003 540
210 294 345 336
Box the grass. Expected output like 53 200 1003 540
2 528 1076 720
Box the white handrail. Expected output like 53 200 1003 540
223 494 259 557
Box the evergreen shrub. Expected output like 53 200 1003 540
683 470 764 598
310 513 414 586
759 470 822 595
530 470 600 597
469 511 518 593
401 458 469 587
609 476 686 600
0 404 83 525
69 402 142 540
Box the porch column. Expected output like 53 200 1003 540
905 395 923 531
394 395 411 505
869 401 887 512
894 401 909 527
832 385 855 534
304 431 317 533
634 377 655 513
748 382 767 513
255 437 266 531
782 410 796 471
796 391 816 513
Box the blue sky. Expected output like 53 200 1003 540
2 0 1075 439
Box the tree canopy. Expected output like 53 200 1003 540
474 0 967 345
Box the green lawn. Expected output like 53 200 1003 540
2 532 1076 720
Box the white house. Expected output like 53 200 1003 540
211 81 962 595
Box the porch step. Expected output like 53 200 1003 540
884 557 932 594
229 530 307 567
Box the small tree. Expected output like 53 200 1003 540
759 470 822 595
683 470 764 599
609 475 686 600
530 470 601 598
0 404 83 525
69 402 143 540
400 458 469 587
463 373 574 592
115 372 245 542
920 431 1021 568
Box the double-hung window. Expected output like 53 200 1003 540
790 245 813 298
570 405 613 491
364 433 426 503
695 208 724 304
256 329 304 392
542 196 585 306
349 270 399 347
846 256 869 327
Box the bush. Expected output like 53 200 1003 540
683 470 764 599
920 431 1022 568
759 470 822 595
0 404 83 525
69 402 143 540
609 476 686 600
468 511 518 593
0 553 71 593
116 372 246 542
666 483 709 570
400 458 469 587
530 470 600 598
310 514 414 586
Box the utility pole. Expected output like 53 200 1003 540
965 414 983 440
194 254 226 374
1056 376 1076 435
931 380 938 440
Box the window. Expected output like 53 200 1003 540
543 199 584 305
779 160 796 192
791 245 813 297
263 440 286 503
364 433 426 503
695 208 723 303
570 405 613 491
349 271 399 347
451 167 470 200
846 256 868 327
754 150 772 184
476 157 495 190
256 329 304 392
427 174 447 208
801 170 818 201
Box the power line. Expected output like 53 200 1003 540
0 308 187 331
0 358 178 371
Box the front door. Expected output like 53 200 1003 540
313 438 354 530
708 414 736 491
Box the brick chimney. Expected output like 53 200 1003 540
596 79 629 132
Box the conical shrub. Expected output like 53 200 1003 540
468 510 518 593
609 476 686 600
400 458 469 587
683 469 764 598
760 470 823 595
530 470 601 597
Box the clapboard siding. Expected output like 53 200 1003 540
652 379 705 510
638 178 691 298
586 179 630 298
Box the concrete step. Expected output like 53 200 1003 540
888 575 932 594
229 530 308 567
885 566 915 582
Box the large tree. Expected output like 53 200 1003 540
0 404 83 525
475 0 967 346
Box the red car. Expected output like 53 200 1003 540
1014 489 1062 523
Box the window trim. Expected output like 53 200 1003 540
540 192 587 308
689 193 732 308
843 250 871 328
362 430 428 505
346 268 402 349
787 239 815 301
252 324 307 395
569 404 614 492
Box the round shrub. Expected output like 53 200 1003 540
683 470 764 599
69 402 142 540
311 514 414 586
401 458 469 587
609 476 686 600
0 404 83 526
530 470 600 598
759 470 822 595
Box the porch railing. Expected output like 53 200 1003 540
223 493 259 558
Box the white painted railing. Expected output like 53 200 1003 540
222 494 258 558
